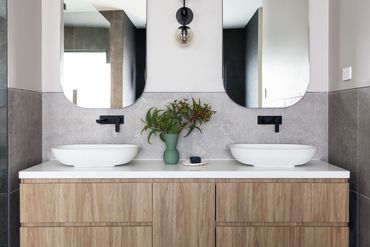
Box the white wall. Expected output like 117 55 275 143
8 0 42 92
308 0 329 92
42 0 63 92
42 0 329 93
329 0 370 91
145 0 224 92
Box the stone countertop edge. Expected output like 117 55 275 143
18 159 350 179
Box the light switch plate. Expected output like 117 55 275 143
342 67 352 81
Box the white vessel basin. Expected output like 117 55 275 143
230 144 316 168
52 144 139 167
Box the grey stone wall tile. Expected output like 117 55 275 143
43 92 328 161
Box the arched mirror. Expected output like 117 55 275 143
223 0 309 108
61 0 146 108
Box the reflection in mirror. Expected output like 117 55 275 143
223 0 309 108
62 0 146 108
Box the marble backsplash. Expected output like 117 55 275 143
42 92 328 162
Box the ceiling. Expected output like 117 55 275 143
64 0 147 28
64 0 261 29
223 0 262 28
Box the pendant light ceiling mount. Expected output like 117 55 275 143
176 2 193 26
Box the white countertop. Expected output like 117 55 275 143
19 160 350 179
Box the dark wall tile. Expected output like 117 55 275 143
0 15 6 91
8 89 42 192
329 90 359 190
349 191 358 247
9 191 19 247
0 193 8 247
0 106 7 193
0 0 7 245
0 0 7 196
359 194 370 247
358 87 370 198
0 0 6 93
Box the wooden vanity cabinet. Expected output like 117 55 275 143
20 180 153 247
20 182 152 223
216 226 348 247
215 179 349 247
20 227 152 247
216 181 349 223
153 182 215 247
20 178 349 247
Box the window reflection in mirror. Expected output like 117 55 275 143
62 0 146 108
223 0 309 108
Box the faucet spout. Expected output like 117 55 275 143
96 118 108 124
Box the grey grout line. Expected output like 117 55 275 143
356 90 362 247
356 90 360 195
8 88 42 94
358 192 370 200
8 189 18 195
330 85 370 94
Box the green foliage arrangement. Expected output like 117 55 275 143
141 98 216 144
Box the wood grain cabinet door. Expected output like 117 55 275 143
20 183 152 223
216 182 349 223
216 227 349 247
153 183 215 247
20 227 152 247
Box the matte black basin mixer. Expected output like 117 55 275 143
96 115 124 133
257 116 282 133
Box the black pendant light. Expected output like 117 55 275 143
175 0 194 47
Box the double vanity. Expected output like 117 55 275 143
19 145 350 247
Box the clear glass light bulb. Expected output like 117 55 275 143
175 26 193 47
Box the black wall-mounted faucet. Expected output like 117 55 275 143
96 115 124 133
258 116 282 133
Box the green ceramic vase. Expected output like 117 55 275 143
163 134 180 165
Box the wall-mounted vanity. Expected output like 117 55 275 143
19 160 349 247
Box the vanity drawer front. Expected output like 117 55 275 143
216 227 348 247
20 227 152 247
20 183 152 223
153 183 215 247
216 183 348 223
